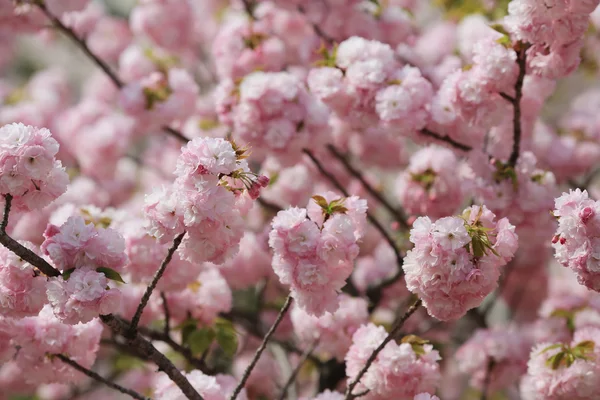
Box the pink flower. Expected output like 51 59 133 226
154 370 247 400
0 123 69 212
291 294 369 361
404 205 517 321
345 323 441 399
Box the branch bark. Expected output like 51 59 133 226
55 354 149 400
0 194 61 277
129 232 185 335
101 314 204 400
507 44 528 168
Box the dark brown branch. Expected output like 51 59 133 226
499 92 515 103
129 232 186 335
0 195 61 277
326 144 409 229
161 291 171 337
241 0 257 19
507 44 528 168
419 128 473 152
54 354 148 400
101 314 204 400
277 340 318 400
303 149 404 309
229 295 293 400
344 299 422 400
37 3 123 89
135 323 210 372
38 3 190 144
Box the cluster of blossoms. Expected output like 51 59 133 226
269 191 367 316
395 145 465 218
456 327 530 393
41 215 127 324
505 0 600 78
345 324 441 399
551 189 600 291
216 71 330 165
145 136 268 265
0 123 69 211
403 205 518 320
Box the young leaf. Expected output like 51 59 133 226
188 328 216 356
62 268 76 281
96 267 126 283
215 323 238 357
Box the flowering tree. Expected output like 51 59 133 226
2 0 600 399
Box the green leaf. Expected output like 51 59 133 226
96 267 126 283
575 340 595 352
188 328 216 356
215 322 238 357
62 268 76 281
114 354 145 372
540 343 563 353
312 195 329 209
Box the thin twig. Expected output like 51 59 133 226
297 5 335 46
229 295 293 400
134 322 210 372
37 3 123 89
507 44 528 168
277 340 319 400
326 144 409 229
54 354 148 400
303 149 404 309
161 291 171 337
37 3 190 144
101 314 204 400
129 232 186 336
344 298 422 400
0 195 61 277
499 92 515 103
419 128 473 152
481 359 496 400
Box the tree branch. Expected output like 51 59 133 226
54 354 148 400
277 340 318 400
101 314 204 400
326 144 409 229
507 44 528 168
161 291 171 337
129 232 185 336
0 194 61 277
37 3 123 89
229 295 293 400
344 298 422 400
419 128 473 152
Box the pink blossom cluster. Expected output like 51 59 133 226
345 323 442 399
551 189 600 291
307 36 433 137
403 205 518 321
0 244 47 318
0 123 69 211
154 370 247 400
505 0 600 78
40 215 127 323
395 145 465 218
520 327 600 399
269 192 367 316
216 70 330 165
456 327 530 393
291 294 369 361
145 136 268 265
